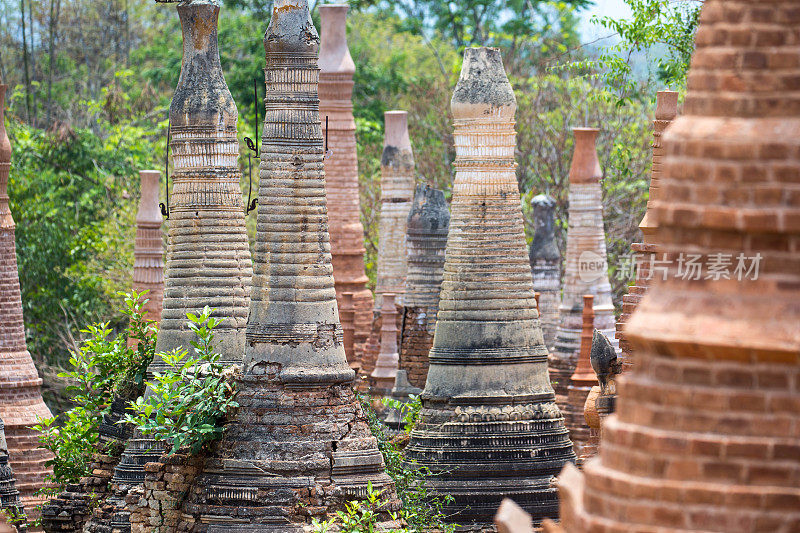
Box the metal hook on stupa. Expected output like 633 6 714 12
159 121 170 219
324 115 333 159
244 78 260 214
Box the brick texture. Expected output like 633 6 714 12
557 2 800 531
0 83 54 525
319 5 374 352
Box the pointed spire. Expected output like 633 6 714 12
0 83 53 521
180 2 398 527
549 128 617 413
405 47 574 528
375 110 415 309
110 0 252 493
565 295 597 456
319 4 373 351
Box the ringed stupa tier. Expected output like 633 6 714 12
111 0 253 494
132 170 164 324
0 82 53 521
615 91 678 363
404 47 574 529
549 128 616 412
374 110 415 309
528 194 560 350
370 293 399 395
180 1 398 529
399 184 449 389
0 417 24 524
554 0 800 531
318 4 373 348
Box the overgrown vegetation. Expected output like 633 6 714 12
33 292 157 487
123 307 239 455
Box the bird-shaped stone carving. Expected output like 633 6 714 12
590 329 622 395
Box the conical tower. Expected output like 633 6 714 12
0 83 53 522
319 4 373 350
404 47 575 529
529 194 561 350
399 185 449 389
549 128 617 412
553 1 800 531
375 110 415 309
108 0 253 515
615 91 679 365
180 2 398 529
131 170 164 325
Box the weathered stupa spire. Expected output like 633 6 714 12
132 170 164 324
375 110 415 308
529 193 560 350
398 184 449 389
404 47 574 528
0 82 53 522
551 1 800 530
110 0 253 497
549 128 617 412
180 1 398 528
318 4 374 350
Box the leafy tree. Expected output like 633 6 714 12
590 0 703 101
353 0 592 51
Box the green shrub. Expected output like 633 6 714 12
124 307 238 455
33 291 157 487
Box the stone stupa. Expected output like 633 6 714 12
179 1 399 529
374 110 415 309
319 4 373 351
404 47 575 529
398 185 450 390
550 1 800 531
131 170 164 325
103 1 253 529
0 82 53 524
549 128 617 413
528 194 561 350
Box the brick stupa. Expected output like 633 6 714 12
404 47 575 529
398 184 449 389
104 1 253 529
0 82 53 523
361 111 416 382
375 110 415 308
319 4 373 351
615 90 679 365
529 194 561 350
131 170 164 325
564 295 597 458
549 128 617 413
551 1 800 531
179 2 399 529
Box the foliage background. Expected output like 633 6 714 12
0 0 700 411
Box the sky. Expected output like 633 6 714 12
579 0 632 39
